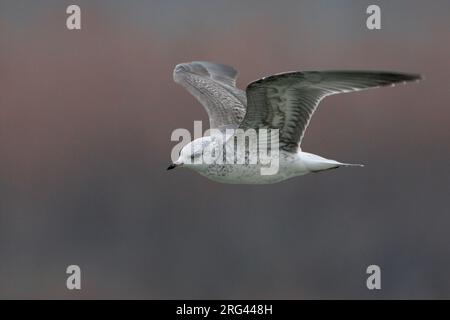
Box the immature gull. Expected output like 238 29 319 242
169 61 421 184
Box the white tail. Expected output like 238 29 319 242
341 163 365 168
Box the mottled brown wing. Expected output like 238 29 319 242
240 71 421 152
173 61 246 129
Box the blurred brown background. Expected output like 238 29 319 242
0 0 449 299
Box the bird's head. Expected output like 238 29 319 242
167 137 214 171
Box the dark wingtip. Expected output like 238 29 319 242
387 72 423 87
414 73 424 81
398 72 423 82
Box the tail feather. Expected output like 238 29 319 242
341 163 365 168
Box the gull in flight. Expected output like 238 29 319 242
168 61 421 184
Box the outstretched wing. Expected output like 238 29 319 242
239 71 421 153
173 61 246 129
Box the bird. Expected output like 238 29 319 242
168 61 421 184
